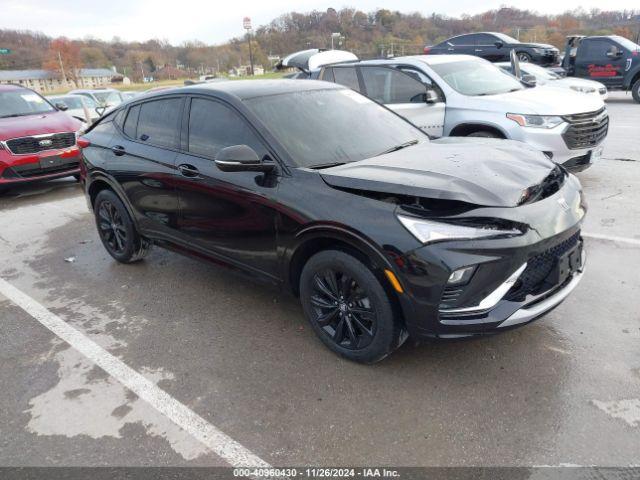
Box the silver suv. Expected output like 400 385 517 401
317 54 608 172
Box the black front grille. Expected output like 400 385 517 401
6 132 76 155
505 231 581 302
562 108 608 150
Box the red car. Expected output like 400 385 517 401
0 84 83 194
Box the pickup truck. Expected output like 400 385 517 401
560 35 640 102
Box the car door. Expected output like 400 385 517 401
475 34 502 62
109 96 183 239
576 38 626 87
173 96 280 279
452 34 480 56
359 66 445 138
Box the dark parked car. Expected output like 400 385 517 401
0 84 82 194
559 35 640 102
79 80 586 363
426 32 560 66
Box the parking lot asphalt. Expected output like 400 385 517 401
0 91 639 468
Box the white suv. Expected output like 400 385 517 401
317 54 608 172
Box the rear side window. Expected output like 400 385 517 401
449 35 473 46
135 98 182 148
321 67 336 83
332 67 360 92
187 98 266 159
361 67 427 104
123 105 140 139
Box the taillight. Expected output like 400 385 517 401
423 46 431 54
76 137 91 148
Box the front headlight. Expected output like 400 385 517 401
570 85 596 94
397 215 522 244
506 113 564 129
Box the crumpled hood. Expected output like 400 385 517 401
319 141 556 208
0 111 81 140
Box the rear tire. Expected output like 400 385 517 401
93 189 151 263
632 79 640 103
299 250 404 363
0 186 8 196
467 131 500 138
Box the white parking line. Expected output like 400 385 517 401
583 232 640 246
0 277 270 468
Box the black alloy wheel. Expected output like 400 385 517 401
300 250 405 363
517 52 532 63
310 268 377 350
94 189 150 263
98 200 128 255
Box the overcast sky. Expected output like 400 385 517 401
2 0 639 45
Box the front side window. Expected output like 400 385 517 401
430 59 524 96
332 67 360 91
135 98 182 148
361 67 427 104
187 98 266 159
245 88 427 168
581 40 615 61
0 89 55 118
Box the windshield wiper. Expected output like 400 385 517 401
308 161 347 170
375 139 419 157
0 113 28 118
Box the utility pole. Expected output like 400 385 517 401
243 17 254 76
57 51 68 87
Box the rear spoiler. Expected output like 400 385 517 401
278 49 358 73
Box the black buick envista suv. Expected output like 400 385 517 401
80 80 586 363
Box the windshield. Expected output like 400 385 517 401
521 64 561 80
430 60 524 96
0 90 55 118
94 91 123 105
245 88 427 168
493 32 520 44
612 35 640 52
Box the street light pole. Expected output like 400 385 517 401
243 17 254 76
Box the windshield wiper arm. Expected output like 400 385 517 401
308 161 347 170
375 139 419 157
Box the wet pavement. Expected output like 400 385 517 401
0 92 639 467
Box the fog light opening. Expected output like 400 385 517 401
447 266 476 286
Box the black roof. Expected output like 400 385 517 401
146 79 342 102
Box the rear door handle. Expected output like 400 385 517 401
178 163 200 178
475 49 483 52
111 145 126 156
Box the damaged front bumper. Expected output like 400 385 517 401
390 175 587 340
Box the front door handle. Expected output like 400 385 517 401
111 145 126 156
475 49 483 52
178 163 200 178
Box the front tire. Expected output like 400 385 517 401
517 52 532 63
632 79 640 103
93 189 150 263
468 131 500 138
299 250 404 363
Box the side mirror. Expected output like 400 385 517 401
95 106 107 116
606 47 623 58
425 89 439 104
495 41 504 49
215 145 275 173
521 73 537 87
55 102 68 111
